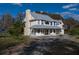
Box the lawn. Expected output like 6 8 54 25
0 34 30 54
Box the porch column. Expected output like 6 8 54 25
48 29 49 35
30 29 32 35
40 20 41 25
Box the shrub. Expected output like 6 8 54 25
0 37 19 51
7 20 24 36
0 35 30 53
69 28 79 35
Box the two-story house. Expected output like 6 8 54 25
24 9 64 36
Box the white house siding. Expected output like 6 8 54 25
59 29 64 35
30 20 42 27
30 21 37 27
43 21 45 25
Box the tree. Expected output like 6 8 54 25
8 19 24 36
8 13 24 36
2 13 13 30
15 12 24 21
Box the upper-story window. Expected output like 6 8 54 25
45 21 49 25
51 22 52 25
56 22 59 25
60 22 61 24
54 22 55 26
54 22 59 26
37 20 44 25
41 21 43 25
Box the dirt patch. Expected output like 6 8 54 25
22 37 79 55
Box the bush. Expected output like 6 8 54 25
0 35 30 52
69 28 79 35
7 20 24 36
0 37 18 51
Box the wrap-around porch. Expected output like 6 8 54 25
31 29 61 36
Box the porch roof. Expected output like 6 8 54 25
30 25 61 29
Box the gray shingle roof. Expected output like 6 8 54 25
31 12 54 21
30 25 61 29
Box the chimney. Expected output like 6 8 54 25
26 9 31 14
24 9 32 36
40 11 43 13
25 9 34 21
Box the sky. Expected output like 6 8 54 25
0 3 79 20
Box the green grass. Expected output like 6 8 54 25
0 35 30 53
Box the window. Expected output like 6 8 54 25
60 22 61 24
50 29 52 33
41 21 43 25
51 22 52 25
54 22 57 26
54 22 56 26
37 29 40 33
56 22 59 25
45 21 49 25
